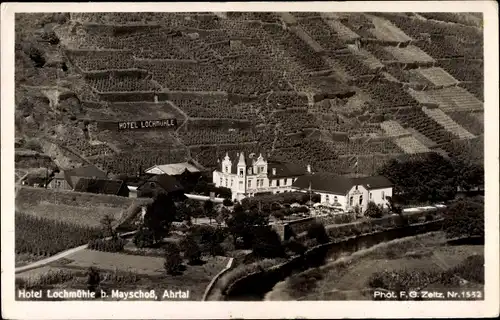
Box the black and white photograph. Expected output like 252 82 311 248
2 2 498 319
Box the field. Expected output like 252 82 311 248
15 12 483 176
16 246 230 301
265 232 484 300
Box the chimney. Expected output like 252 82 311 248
307 164 311 173
272 168 276 175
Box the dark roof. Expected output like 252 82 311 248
64 165 107 188
292 174 392 195
74 178 126 195
267 161 307 178
138 174 184 193
23 173 51 186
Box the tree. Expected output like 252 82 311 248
226 205 268 248
365 201 384 219
143 193 176 243
443 198 484 240
453 160 484 192
251 227 285 258
87 267 101 296
133 228 155 248
203 200 215 224
164 243 182 275
306 222 330 244
181 235 202 264
100 214 116 238
216 206 231 226
222 198 233 207
190 225 225 256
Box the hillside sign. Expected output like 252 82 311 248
97 119 178 131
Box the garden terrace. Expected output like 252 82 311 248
319 14 360 42
348 47 384 70
332 53 377 77
356 80 419 109
290 12 322 19
94 148 189 176
256 92 309 109
410 86 483 112
384 65 433 87
378 14 482 44
269 110 319 133
459 83 483 101
227 12 281 23
178 128 258 146
438 59 483 83
415 37 483 59
448 111 484 136
380 120 412 138
362 43 396 62
122 30 218 60
136 60 224 91
224 70 295 95
56 26 125 50
93 129 181 153
363 14 412 43
422 107 475 139
331 139 403 155
383 45 435 64
393 136 431 154
393 108 455 145
337 14 377 39
170 98 253 120
415 67 459 87
88 102 185 122
85 71 160 93
66 50 136 71
297 17 347 51
418 12 483 28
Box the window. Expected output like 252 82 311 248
334 196 338 202
325 194 329 202
225 166 229 173
220 178 222 185
355 185 358 191
276 179 280 187
239 169 244 177
359 195 363 205
369 192 372 199
285 178 288 185
248 180 252 188
231 179 233 187
350 196 353 206
259 166 263 173
248 167 252 175
225 178 228 187
382 191 385 199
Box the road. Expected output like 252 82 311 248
15 231 137 274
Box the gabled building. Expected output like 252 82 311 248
74 178 129 197
136 174 185 200
292 174 393 213
47 165 107 190
212 152 308 201
145 161 203 176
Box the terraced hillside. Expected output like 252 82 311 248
15 12 484 176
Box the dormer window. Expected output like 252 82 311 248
247 167 252 175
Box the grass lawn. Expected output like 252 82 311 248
16 248 230 301
266 232 484 300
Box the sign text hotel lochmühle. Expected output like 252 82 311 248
117 119 177 130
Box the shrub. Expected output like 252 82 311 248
164 243 182 275
133 228 156 248
443 198 484 239
181 235 202 264
190 225 226 256
88 238 126 252
251 227 285 258
365 201 384 219
87 267 101 293
222 199 233 207
306 222 330 244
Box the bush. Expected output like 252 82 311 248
222 199 233 207
306 222 330 244
87 267 101 293
190 225 226 256
133 228 155 248
164 243 182 275
365 201 384 219
88 238 126 252
251 227 285 258
181 235 202 264
443 198 484 239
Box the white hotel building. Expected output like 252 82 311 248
212 152 308 201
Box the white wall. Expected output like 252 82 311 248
368 187 392 209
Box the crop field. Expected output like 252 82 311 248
266 232 484 300
15 212 103 266
16 249 230 301
15 12 484 175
